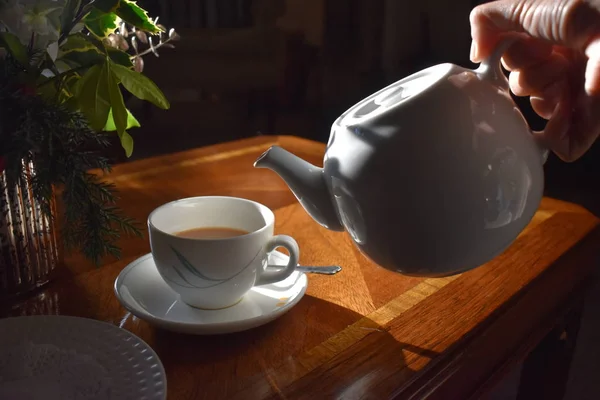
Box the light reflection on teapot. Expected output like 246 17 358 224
254 40 547 277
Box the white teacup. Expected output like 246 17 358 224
147 196 300 309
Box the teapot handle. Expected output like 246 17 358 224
474 37 515 88
475 37 550 165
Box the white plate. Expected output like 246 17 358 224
0 315 166 400
114 251 307 335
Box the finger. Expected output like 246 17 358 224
542 95 600 161
537 100 572 161
528 80 566 119
552 123 600 162
501 36 553 70
530 96 558 119
508 54 569 96
470 0 600 63
563 94 600 160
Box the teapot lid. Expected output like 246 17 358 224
338 63 454 126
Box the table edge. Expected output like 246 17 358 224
394 223 600 399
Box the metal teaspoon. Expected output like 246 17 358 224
295 265 342 275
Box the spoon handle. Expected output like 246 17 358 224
296 265 342 275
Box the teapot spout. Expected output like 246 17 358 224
254 146 343 231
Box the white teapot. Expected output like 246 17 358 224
254 40 548 277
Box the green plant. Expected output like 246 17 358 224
0 0 178 265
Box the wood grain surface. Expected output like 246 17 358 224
2 136 599 400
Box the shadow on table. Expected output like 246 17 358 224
150 294 439 397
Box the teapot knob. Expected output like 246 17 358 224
475 37 550 165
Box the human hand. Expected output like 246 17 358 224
469 0 600 161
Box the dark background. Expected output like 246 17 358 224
117 0 598 215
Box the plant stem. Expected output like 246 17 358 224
130 37 174 59
28 32 35 53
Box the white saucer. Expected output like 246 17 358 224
114 251 307 335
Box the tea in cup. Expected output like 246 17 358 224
147 196 300 309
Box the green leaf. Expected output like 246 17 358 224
63 94 80 111
80 33 106 53
107 63 134 157
84 8 119 38
107 48 133 68
0 32 30 68
115 0 161 33
104 108 141 131
76 62 111 131
60 0 82 37
110 63 169 109
60 33 99 54
63 73 81 97
107 69 127 133
37 79 59 101
94 0 121 13
60 49 104 67
118 130 134 157
58 34 107 68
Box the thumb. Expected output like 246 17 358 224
470 0 600 62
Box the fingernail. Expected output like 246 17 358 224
584 38 600 59
584 58 600 96
585 39 600 96
470 41 478 62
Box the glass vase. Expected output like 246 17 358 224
0 162 60 298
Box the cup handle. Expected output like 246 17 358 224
255 235 300 286
475 37 550 165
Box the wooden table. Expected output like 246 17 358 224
2 136 600 399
